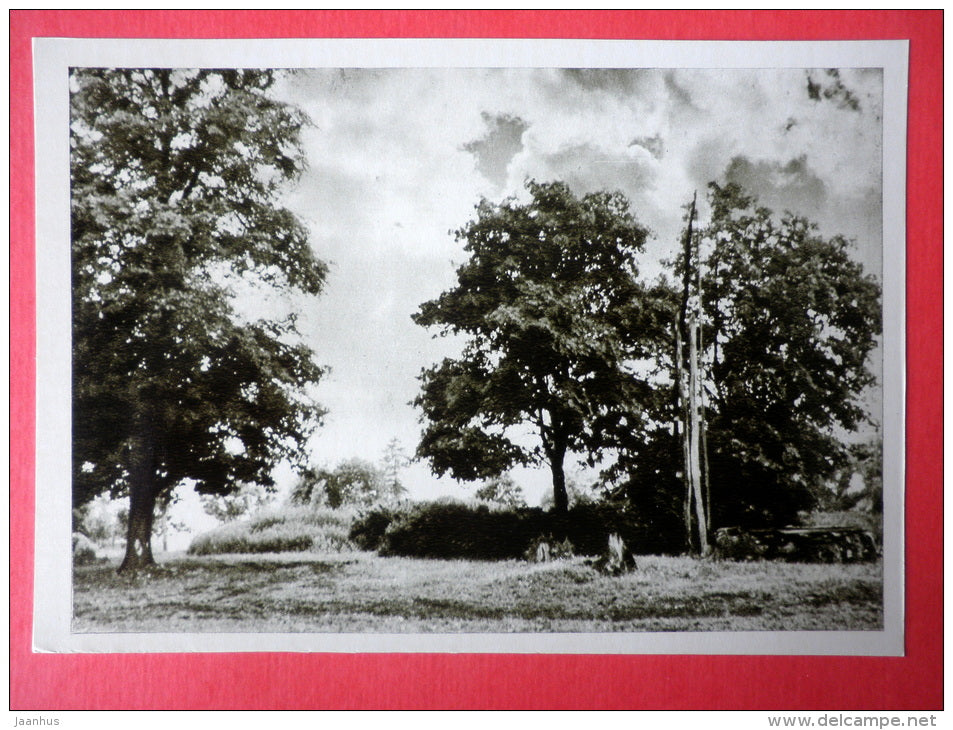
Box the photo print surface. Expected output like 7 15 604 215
33 39 907 654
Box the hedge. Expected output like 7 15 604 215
349 501 680 560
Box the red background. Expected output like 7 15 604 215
10 10 943 710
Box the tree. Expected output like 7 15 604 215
201 482 275 523
153 495 189 552
380 438 411 500
848 435 884 514
672 193 710 552
72 494 120 545
71 69 327 571
614 182 881 535
413 180 670 513
701 182 881 528
290 459 397 509
474 473 527 509
813 434 883 515
537 468 601 510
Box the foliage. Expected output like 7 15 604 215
152 497 189 552
817 436 883 514
549 501 684 557
613 182 881 532
413 180 671 512
538 469 603 510
380 438 411 500
806 69 861 111
524 534 575 562
474 473 527 509
377 502 547 560
351 500 680 560
290 458 404 509
701 183 880 527
187 506 356 555
70 68 327 570
72 533 100 566
73 495 124 544
201 482 275 523
348 508 400 551
712 526 878 563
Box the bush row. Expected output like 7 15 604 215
349 501 682 560
187 506 356 555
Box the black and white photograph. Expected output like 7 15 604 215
33 39 907 654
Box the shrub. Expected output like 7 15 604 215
555 502 683 556
188 506 356 556
72 532 99 565
349 508 398 551
524 535 575 562
358 500 681 561
378 502 548 560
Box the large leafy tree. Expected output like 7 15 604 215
71 68 327 571
413 181 670 513
615 182 881 535
201 482 276 524
290 459 402 509
701 182 881 527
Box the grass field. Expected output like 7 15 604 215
72 551 883 633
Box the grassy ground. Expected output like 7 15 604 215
72 551 883 633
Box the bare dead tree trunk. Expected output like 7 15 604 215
697 237 712 534
688 319 709 554
676 321 693 550
677 193 704 553
699 320 712 532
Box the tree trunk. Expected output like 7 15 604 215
551 456 569 514
118 414 158 573
119 483 157 572
699 319 712 533
676 193 699 553
676 321 693 551
546 433 569 514
688 320 709 554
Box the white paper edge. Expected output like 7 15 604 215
30 37 908 656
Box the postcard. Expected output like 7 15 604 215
32 37 907 655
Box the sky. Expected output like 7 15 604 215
167 66 884 538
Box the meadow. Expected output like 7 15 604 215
72 550 883 633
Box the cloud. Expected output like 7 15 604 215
663 70 698 111
560 68 655 96
514 141 658 197
713 153 880 278
261 66 885 500
630 133 664 160
724 154 828 215
463 112 529 188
